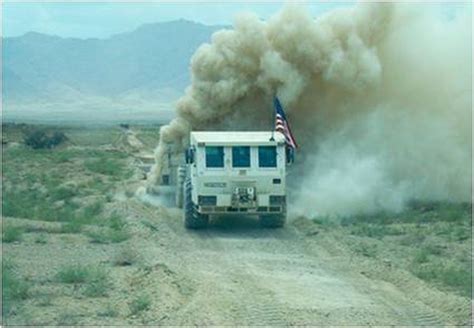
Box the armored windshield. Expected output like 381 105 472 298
232 146 250 168
258 146 277 168
205 146 224 168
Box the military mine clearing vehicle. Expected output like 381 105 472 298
176 131 293 229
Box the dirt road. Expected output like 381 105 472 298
3 192 470 326
119 199 470 326
3 127 470 326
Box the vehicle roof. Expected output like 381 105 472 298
190 131 286 146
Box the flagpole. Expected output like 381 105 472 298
270 94 275 141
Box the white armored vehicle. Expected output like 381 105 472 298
178 131 293 229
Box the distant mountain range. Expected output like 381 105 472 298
2 20 224 123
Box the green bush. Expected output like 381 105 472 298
448 225 470 242
411 262 471 298
107 215 126 231
87 214 128 243
129 294 151 315
2 189 78 222
3 186 105 227
3 226 24 243
439 266 471 294
82 267 110 297
51 183 78 201
56 265 111 297
85 158 125 177
34 234 48 244
60 221 83 234
83 202 104 220
66 201 103 225
413 249 430 264
23 129 67 149
56 264 91 284
3 260 30 318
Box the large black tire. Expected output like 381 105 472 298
259 213 286 228
175 166 186 208
183 179 208 229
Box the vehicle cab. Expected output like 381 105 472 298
182 131 292 228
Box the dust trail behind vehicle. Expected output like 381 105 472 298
150 3 471 217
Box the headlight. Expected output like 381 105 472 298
198 195 217 205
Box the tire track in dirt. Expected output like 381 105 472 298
156 213 391 325
139 211 306 325
185 228 291 325
121 199 470 325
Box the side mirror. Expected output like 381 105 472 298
286 147 295 165
185 147 195 164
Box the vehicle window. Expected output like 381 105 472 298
232 146 250 168
205 146 224 168
258 146 277 168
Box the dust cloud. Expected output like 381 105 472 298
150 3 471 217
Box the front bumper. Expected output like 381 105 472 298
198 205 285 214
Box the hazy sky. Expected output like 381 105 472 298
3 2 353 39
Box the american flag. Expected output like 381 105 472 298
273 96 298 149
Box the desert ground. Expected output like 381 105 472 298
1 123 471 325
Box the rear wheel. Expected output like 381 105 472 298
259 213 286 228
183 178 208 229
175 166 186 208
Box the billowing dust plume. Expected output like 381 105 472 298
150 3 471 217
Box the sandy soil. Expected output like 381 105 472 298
6 199 471 325
123 202 471 326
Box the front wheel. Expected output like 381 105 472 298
183 179 208 229
259 213 286 228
